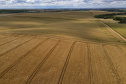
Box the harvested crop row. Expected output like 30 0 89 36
0 36 48 76
29 40 73 84
62 42 90 84
104 45 126 84
0 36 33 56
0 38 59 84
89 44 117 84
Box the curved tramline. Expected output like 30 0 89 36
0 37 50 78
103 45 126 84
0 38 59 84
28 40 73 84
0 35 24 46
26 39 61 84
0 10 126 84
0 36 33 56
0 37 35 57
58 41 76 84
0 34 125 84
87 44 94 84
102 45 121 84
61 42 91 84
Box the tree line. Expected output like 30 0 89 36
0 10 40 14
94 13 126 23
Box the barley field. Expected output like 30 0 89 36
0 11 126 84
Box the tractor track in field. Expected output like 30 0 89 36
0 35 25 46
26 39 61 84
102 45 121 84
58 41 76 84
0 34 22 40
87 44 94 84
0 37 51 78
102 43 125 56
0 37 36 57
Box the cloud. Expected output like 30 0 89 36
0 0 126 9
103 0 126 2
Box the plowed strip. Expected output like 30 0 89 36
62 42 90 84
89 44 117 84
0 38 58 84
0 36 33 56
104 45 126 84
0 37 48 76
28 40 73 84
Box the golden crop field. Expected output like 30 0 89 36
0 11 126 84
99 18 126 38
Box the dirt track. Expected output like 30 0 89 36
99 20 126 42
89 11 126 42
0 34 126 84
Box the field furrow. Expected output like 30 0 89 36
0 36 33 56
89 44 118 84
62 42 90 84
0 38 59 84
28 40 73 84
0 37 48 76
104 45 126 84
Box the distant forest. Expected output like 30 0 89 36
94 12 126 23
0 9 126 23
0 8 126 14
98 9 126 12
0 9 88 14
0 10 41 13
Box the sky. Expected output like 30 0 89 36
0 0 126 9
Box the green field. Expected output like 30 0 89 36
90 11 126 39
99 18 126 38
